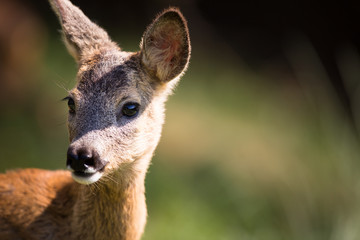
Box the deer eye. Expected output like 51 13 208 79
63 97 76 114
122 102 139 117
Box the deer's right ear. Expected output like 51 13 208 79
140 8 191 83
49 0 113 62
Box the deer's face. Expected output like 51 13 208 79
51 0 190 184
65 51 166 184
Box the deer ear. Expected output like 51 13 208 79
50 0 114 62
140 8 191 83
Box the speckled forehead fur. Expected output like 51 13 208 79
74 50 154 106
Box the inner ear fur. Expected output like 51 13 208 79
141 8 191 83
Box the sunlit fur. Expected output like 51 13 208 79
0 0 190 239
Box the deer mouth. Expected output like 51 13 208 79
70 165 106 185
71 170 103 185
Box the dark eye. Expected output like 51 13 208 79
122 102 139 117
64 97 76 114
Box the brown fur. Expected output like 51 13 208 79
0 0 190 239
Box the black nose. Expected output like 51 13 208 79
66 146 106 173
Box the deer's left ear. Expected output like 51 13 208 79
140 8 191 83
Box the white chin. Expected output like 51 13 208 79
71 171 103 185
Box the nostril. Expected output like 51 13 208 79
78 149 94 168
66 147 90 172
84 158 95 168
66 150 78 169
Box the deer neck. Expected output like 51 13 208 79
71 164 148 240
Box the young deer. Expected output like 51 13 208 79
0 0 190 239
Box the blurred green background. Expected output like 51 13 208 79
1 0 360 239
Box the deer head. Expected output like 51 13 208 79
50 0 190 185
